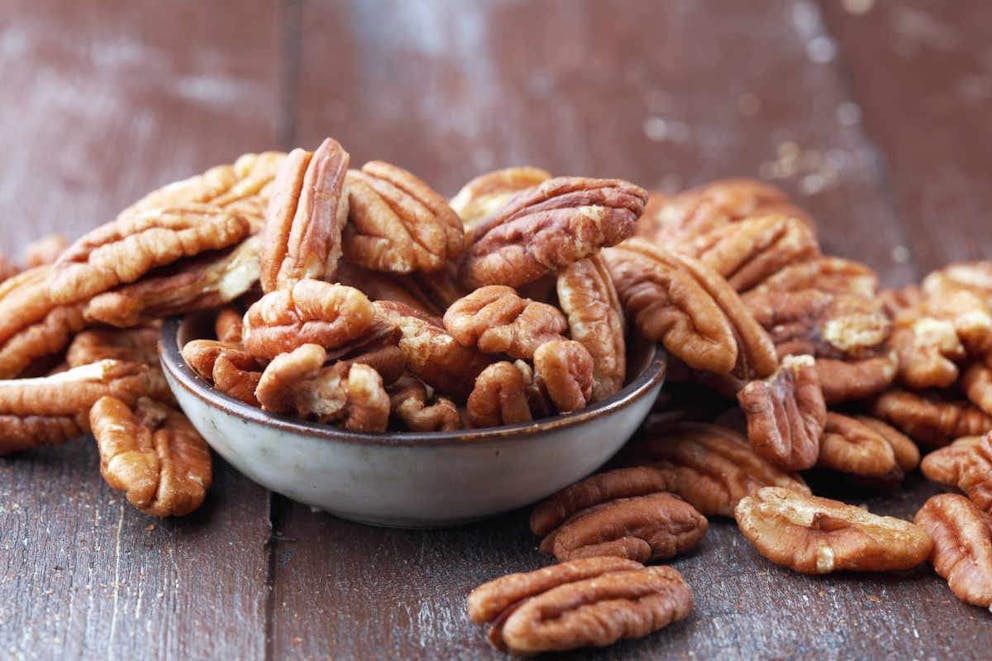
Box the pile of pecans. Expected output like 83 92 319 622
4 137 992 653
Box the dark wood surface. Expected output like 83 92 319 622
1 1 989 659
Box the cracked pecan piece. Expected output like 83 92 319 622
914 493 992 609
468 558 692 655
557 255 626 401
91 396 212 517
817 412 904 479
23 234 68 268
631 421 810 517
242 280 373 360
373 300 490 402
254 344 389 431
48 204 252 305
443 285 566 360
737 355 826 471
343 161 463 273
84 235 261 328
259 138 349 292
605 238 777 379
449 166 551 227
921 434 992 513
388 376 461 432
462 177 646 289
534 339 594 414
870 389 992 448
539 492 707 563
735 486 933 574
681 215 819 293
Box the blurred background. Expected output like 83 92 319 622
1 0 989 286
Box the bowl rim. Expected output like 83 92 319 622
160 316 666 447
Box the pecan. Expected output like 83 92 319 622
466 361 534 428
373 300 490 401
335 261 440 315
922 261 992 303
181 339 263 405
914 493 992 608
0 415 86 454
66 326 160 368
48 204 252 305
920 434 992 513
631 421 810 517
214 307 245 344
443 285 566 360
737 355 826 470
735 486 933 573
538 492 708 563
816 355 897 404
90 396 212 517
917 289 992 357
254 344 389 431
343 161 463 273
449 166 551 227
889 317 964 389
0 303 86 379
534 339 594 414
870 389 992 448
468 558 692 655
22 234 68 268
817 412 902 479
855 415 920 473
259 138 349 292
604 239 777 379
0 255 19 284
963 362 992 415
462 177 646 289
84 236 261 328
747 256 878 298
557 255 626 401
681 215 819 293
388 376 461 432
242 280 374 360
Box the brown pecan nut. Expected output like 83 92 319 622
84 236 261 328
922 261 992 302
631 421 810 517
871 389 992 448
735 486 933 574
373 300 490 401
855 416 920 473
604 239 778 379
67 326 160 368
343 161 463 273
443 285 566 360
0 303 86 379
682 215 819 293
817 412 902 479
388 376 461 432
259 138 349 292
0 414 87 454
242 280 373 360
468 558 692 655
48 204 252 305
816 355 897 405
747 256 878 298
90 396 212 517
335 261 441 315
23 234 68 268
737 355 826 471
182 340 263 406
914 493 992 608
466 361 535 428
0 255 19 285
449 166 551 227
921 434 992 513
963 362 992 415
254 344 389 431
557 255 626 401
214 307 245 344
889 317 964 389
462 177 646 289
538 492 708 563
534 339 594 414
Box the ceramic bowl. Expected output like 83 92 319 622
160 316 666 528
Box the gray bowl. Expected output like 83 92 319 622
160 316 666 528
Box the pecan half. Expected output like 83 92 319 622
922 261 992 302
388 376 461 432
254 344 389 431
735 486 933 574
443 285 566 360
259 138 349 292
855 415 920 473
84 235 261 327
534 339 594 414
746 256 878 298
871 389 992 448
816 355 897 405
182 340 263 406
0 303 86 379
90 396 212 517
604 238 777 379
557 255 626 401
539 492 708 563
462 177 646 289
343 161 463 273
962 362 992 415
817 412 902 479
67 326 160 368
889 317 964 389
468 558 692 655
335 261 440 315
242 280 374 360
214 307 245 344
466 361 534 428
920 434 992 513
914 493 992 608
449 166 551 227
23 234 68 268
737 355 826 471
0 415 86 454
632 421 810 517
48 204 252 305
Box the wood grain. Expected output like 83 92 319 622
0 1 278 659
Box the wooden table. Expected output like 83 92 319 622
2 1 990 658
